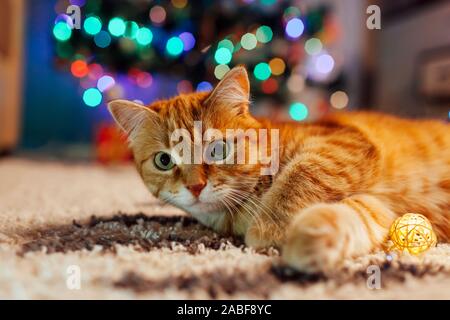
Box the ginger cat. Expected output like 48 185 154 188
108 66 450 273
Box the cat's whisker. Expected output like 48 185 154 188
224 192 265 234
227 189 282 230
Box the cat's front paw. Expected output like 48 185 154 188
282 203 358 274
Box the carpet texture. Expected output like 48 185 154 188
1 158 450 299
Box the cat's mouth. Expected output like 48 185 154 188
189 200 223 211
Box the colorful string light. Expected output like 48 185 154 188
83 88 103 107
179 32 196 51
83 16 102 36
214 47 232 64
261 78 278 94
289 102 308 121
108 17 126 37
150 5 167 24
241 33 257 50
71 60 89 78
94 31 111 48
97 75 115 92
218 39 234 52
287 74 305 93
177 80 193 94
214 64 230 80
316 54 334 74
285 18 304 39
166 36 184 56
124 21 139 39
136 72 153 88
53 21 72 41
253 62 271 81
269 58 285 76
305 38 322 55
196 81 213 92
330 91 349 109
88 64 104 80
256 25 273 43
136 27 153 46
171 0 188 9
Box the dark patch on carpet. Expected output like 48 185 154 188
114 269 283 298
112 259 450 297
20 214 244 255
113 263 332 298
19 214 450 295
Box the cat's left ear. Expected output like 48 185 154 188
205 65 250 112
107 99 160 141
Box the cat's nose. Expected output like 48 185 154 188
187 181 207 198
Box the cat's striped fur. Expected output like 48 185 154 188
109 66 450 273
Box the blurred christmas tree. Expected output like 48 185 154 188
53 0 346 122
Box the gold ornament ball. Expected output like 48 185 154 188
389 213 437 255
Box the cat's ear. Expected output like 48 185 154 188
107 99 159 141
206 65 250 111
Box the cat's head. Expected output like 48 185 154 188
108 66 264 223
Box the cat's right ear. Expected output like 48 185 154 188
107 99 159 141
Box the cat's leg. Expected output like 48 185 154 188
245 128 381 249
282 194 397 273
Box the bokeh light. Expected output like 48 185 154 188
107 84 124 100
97 75 115 92
305 38 323 55
94 31 112 48
269 58 285 76
316 54 335 74
289 102 308 121
88 64 103 80
83 16 102 36
136 72 153 88
261 0 277 6
124 21 139 39
287 74 305 93
177 80 193 94
166 36 184 56
214 64 230 80
256 25 273 43
108 17 126 37
196 81 213 92
285 18 304 39
214 47 232 64
136 27 153 46
241 33 257 50
253 62 271 81
71 60 89 78
83 88 103 107
261 78 278 94
218 39 234 52
53 22 72 41
150 5 167 24
54 14 74 28
179 32 196 51
70 0 86 6
172 0 188 9
119 38 136 53
330 91 349 109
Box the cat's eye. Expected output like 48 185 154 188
154 152 175 171
207 140 230 162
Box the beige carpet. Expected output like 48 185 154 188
1 158 450 299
